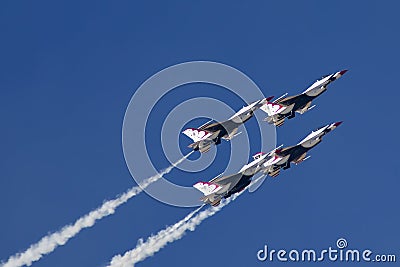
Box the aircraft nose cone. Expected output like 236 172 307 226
333 121 343 127
266 96 274 102
339 69 348 75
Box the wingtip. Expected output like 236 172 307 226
266 96 274 102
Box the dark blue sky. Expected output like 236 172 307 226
0 1 399 266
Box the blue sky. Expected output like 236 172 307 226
0 1 399 266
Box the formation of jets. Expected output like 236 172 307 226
182 70 347 206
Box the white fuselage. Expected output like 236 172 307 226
302 77 330 97
240 150 288 176
298 126 327 148
239 153 269 176
228 99 264 124
298 122 340 148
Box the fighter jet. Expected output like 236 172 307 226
261 70 347 126
262 121 343 177
182 97 272 153
193 150 282 206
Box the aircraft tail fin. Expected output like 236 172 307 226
193 181 222 196
260 101 295 116
182 128 211 142
260 101 284 116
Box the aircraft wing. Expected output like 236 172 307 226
275 145 299 158
277 94 313 113
210 172 244 188
274 94 303 106
200 119 239 140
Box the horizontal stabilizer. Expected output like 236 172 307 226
199 143 212 153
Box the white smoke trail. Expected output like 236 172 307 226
108 190 245 267
1 153 192 267
107 204 206 267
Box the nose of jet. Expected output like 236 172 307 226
266 96 274 102
327 121 343 132
260 96 274 105
333 121 343 127
338 69 348 75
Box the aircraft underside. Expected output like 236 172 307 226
280 94 315 114
224 174 253 198
286 146 310 166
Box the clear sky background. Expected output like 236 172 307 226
0 1 399 266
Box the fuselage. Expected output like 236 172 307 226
277 122 342 164
200 111 254 141
279 93 318 112
239 153 269 175
285 145 311 163
224 174 253 199
224 152 270 198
